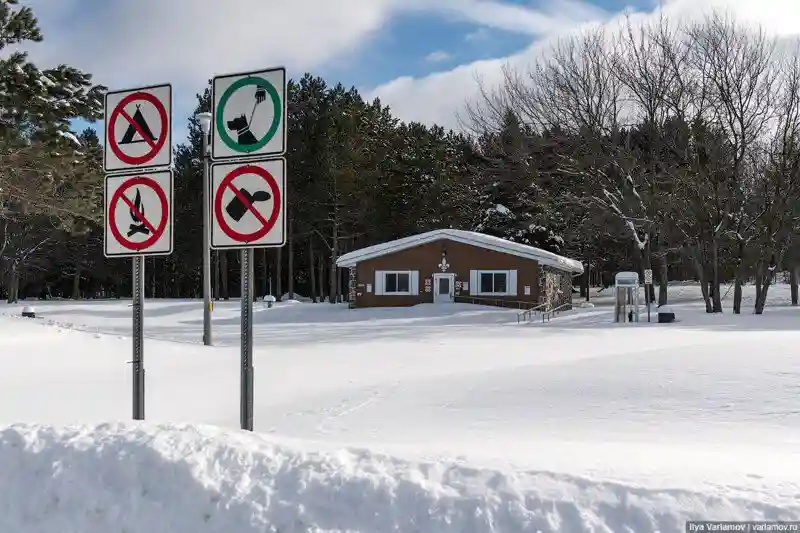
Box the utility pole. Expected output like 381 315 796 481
195 112 213 346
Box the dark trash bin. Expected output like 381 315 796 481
658 305 675 323
21 306 35 319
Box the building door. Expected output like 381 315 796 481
433 273 455 303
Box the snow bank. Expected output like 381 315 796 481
1 423 798 533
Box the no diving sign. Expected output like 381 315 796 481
104 84 172 173
104 170 174 257
210 158 286 249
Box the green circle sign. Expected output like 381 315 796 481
216 76 282 153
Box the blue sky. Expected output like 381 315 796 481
29 0 794 143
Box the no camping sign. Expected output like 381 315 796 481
104 84 172 172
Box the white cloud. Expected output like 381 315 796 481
425 51 452 63
465 27 492 42
414 0 608 36
367 0 800 130
18 0 607 141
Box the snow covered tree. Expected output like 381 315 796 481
472 110 564 252
0 0 105 298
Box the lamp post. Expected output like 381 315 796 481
195 112 213 346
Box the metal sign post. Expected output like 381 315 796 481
132 256 145 420
210 65 288 432
240 247 255 431
103 82 173 422
644 269 653 323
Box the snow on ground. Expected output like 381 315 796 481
1 283 800 532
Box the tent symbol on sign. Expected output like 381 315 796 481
120 105 156 144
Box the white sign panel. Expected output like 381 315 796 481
644 269 653 284
210 158 286 249
104 84 172 173
212 67 287 160
104 170 173 257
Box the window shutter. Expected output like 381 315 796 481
410 271 420 295
508 270 518 296
470 270 478 294
375 271 385 296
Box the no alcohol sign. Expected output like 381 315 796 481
211 67 286 160
104 170 174 257
210 158 286 249
104 84 172 172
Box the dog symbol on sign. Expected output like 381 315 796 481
226 188 272 222
127 188 150 237
226 85 267 146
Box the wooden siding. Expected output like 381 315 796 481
351 238 542 308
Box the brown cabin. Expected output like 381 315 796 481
336 229 584 310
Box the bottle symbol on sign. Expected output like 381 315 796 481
128 189 150 237
226 188 272 222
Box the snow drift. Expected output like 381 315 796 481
1 423 798 533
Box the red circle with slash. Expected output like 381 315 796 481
109 176 169 250
108 92 168 165
215 165 281 242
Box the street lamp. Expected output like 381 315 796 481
195 112 212 346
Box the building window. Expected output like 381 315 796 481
375 270 420 296
480 271 507 294
384 272 410 294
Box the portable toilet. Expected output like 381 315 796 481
614 272 640 323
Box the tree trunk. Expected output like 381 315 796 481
791 266 799 306
72 265 82 299
261 248 268 297
318 255 326 303
309 238 317 303
711 237 722 313
579 262 588 299
0 219 7 262
755 265 763 298
330 221 339 304
732 240 746 314
691 247 712 313
150 258 156 300
584 262 591 302
161 260 169 298
275 246 283 301
755 271 774 315
7 261 19 304
755 254 779 315
214 251 221 300
220 251 229 300
288 225 295 300
657 252 668 306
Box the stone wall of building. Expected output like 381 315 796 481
537 266 573 310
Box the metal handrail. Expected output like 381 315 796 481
453 295 532 309
517 302 550 323
542 302 572 322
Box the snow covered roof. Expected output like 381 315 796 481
336 229 584 274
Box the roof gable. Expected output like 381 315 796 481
336 229 584 274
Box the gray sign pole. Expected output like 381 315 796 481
196 112 213 346
240 247 255 431
132 256 145 420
